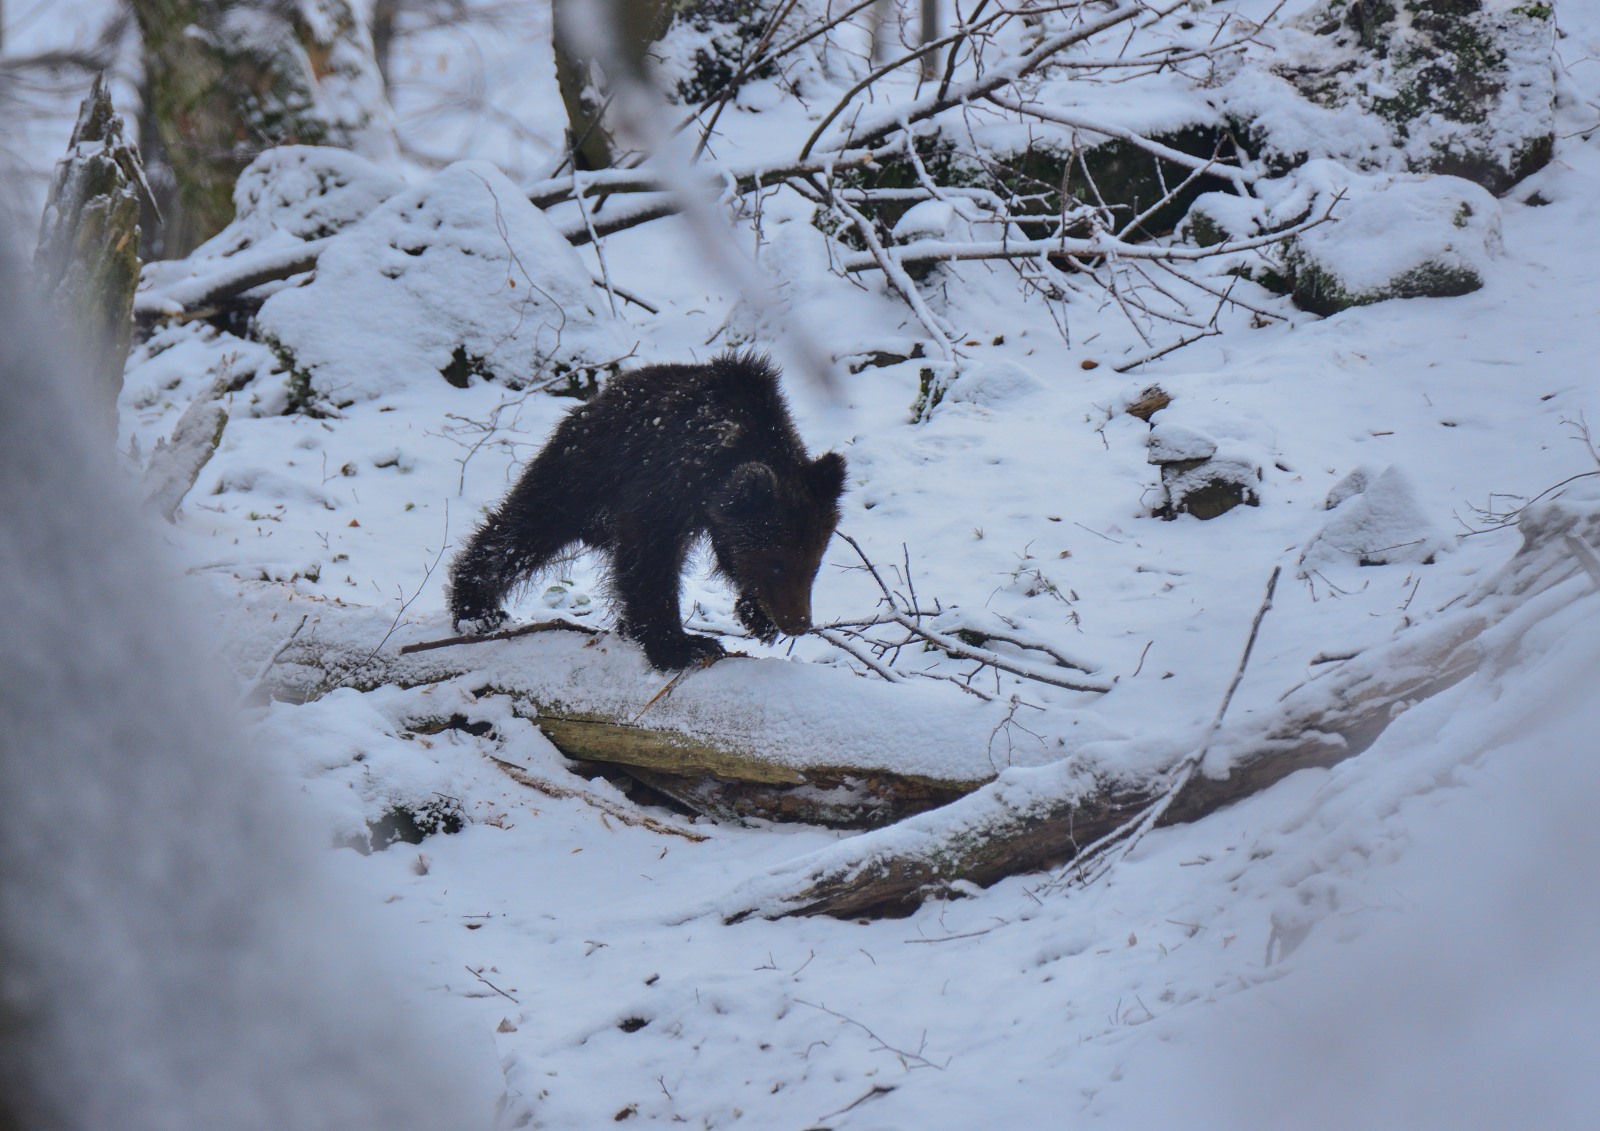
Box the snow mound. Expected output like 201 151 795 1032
210 146 405 255
1300 464 1452 574
943 359 1045 409
135 147 406 318
892 199 961 242
256 160 624 404
1281 161 1502 315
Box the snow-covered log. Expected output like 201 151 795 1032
256 613 1013 829
721 478 1600 919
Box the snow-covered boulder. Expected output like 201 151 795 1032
892 199 961 242
1278 161 1502 315
911 358 1045 422
1146 422 1262 521
1178 191 1269 248
256 160 624 406
1299 464 1452 575
203 146 405 256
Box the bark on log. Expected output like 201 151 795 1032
722 483 1600 920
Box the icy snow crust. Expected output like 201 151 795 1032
2 0 1576 1122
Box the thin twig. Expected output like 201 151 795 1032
792 999 949 1070
464 965 519 1004
237 614 310 704
398 618 599 655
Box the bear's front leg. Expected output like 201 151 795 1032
735 592 780 644
611 539 726 670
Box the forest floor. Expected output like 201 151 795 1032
8 1 1600 1126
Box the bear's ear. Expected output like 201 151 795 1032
715 462 779 521
809 451 847 502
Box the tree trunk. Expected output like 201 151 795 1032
920 0 938 79
551 0 673 170
33 74 144 439
252 617 996 830
130 0 393 256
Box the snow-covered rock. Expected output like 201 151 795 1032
1147 422 1218 464
892 199 960 242
255 160 624 406
942 359 1046 409
1300 464 1452 574
1278 161 1502 315
1230 0 1556 194
1178 190 1269 247
205 146 405 255
1143 408 1271 521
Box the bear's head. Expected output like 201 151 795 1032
710 452 847 637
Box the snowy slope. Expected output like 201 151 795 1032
7 1 1600 1126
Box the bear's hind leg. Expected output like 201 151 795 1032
448 502 577 632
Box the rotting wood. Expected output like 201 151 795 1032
615 763 977 830
488 754 708 842
34 74 145 435
530 712 806 785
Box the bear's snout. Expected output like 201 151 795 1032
764 592 813 637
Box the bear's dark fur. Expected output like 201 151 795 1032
448 351 846 670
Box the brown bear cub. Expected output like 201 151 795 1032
448 351 846 670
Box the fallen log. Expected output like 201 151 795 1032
719 480 1600 920
258 613 1002 829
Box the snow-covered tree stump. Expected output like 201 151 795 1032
33 74 144 438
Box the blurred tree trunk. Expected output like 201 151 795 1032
130 0 394 257
371 0 399 90
920 0 938 78
34 74 145 439
551 0 672 170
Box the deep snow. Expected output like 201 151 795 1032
6 1 1600 1127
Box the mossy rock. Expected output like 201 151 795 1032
1281 0 1555 195
826 124 1240 256
1279 164 1502 315
1291 257 1484 316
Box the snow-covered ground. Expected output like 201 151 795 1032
7 1 1600 1126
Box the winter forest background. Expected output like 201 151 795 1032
3 1 1600 1127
